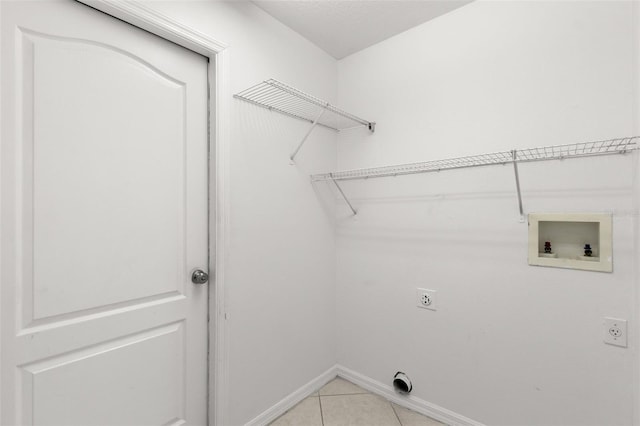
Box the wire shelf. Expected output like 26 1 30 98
234 79 375 132
311 137 639 182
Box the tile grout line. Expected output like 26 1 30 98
317 394 325 426
390 402 403 426
270 380 441 426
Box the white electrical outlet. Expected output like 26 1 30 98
416 288 437 311
604 317 627 347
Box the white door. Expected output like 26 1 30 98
1 1 209 424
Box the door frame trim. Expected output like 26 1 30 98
75 2 230 425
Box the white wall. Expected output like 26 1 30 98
632 1 640 424
335 1 637 425
139 2 339 425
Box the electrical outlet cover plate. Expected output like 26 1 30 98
416 288 437 311
604 317 627 347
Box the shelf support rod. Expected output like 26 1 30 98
290 108 326 163
511 150 525 223
331 174 357 216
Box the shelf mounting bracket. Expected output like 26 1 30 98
331 174 357 216
290 108 326 163
511 150 525 223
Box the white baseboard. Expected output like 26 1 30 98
336 365 484 426
244 364 483 426
244 365 338 426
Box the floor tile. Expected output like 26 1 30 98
392 403 446 426
319 377 369 396
269 396 322 426
321 393 401 426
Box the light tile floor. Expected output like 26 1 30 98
269 378 446 426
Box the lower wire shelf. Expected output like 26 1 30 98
311 137 638 182
310 137 639 217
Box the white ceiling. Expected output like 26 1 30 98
252 0 474 59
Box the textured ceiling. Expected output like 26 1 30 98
253 1 474 59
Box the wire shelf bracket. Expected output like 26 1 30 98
331 175 357 216
234 79 375 163
511 150 525 223
311 137 639 219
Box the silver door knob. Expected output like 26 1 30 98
191 269 209 284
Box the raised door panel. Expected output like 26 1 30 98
19 31 187 326
20 322 185 425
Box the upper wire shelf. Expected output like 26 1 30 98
234 79 375 133
311 137 639 182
